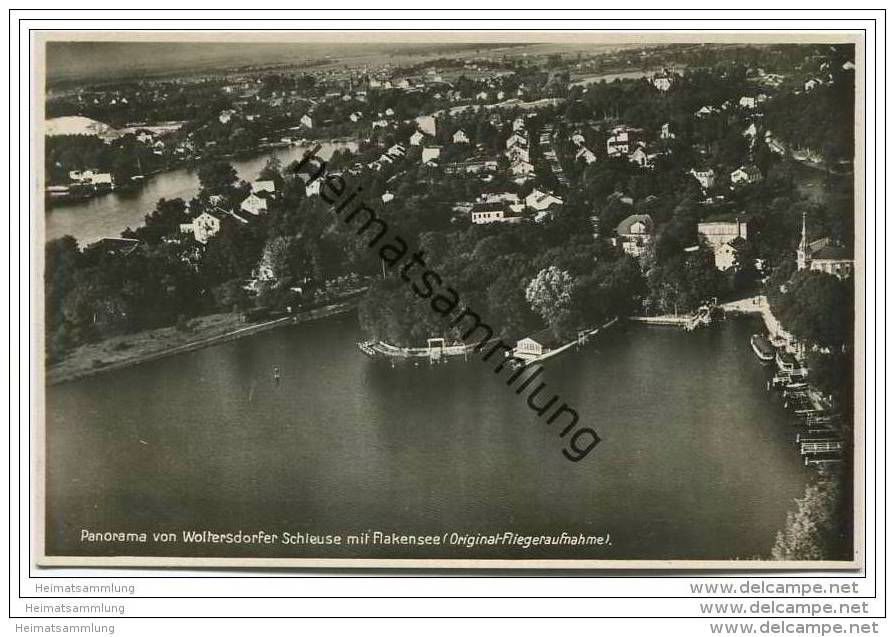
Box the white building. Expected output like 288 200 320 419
698 217 748 248
714 237 748 271
415 115 437 136
606 130 631 157
252 180 276 195
191 211 222 244
730 165 763 186
470 202 521 225
409 130 426 146
421 146 442 164
452 129 470 144
506 145 530 163
510 159 535 176
629 146 654 169
576 147 597 164
300 114 314 128
690 168 716 190
652 74 673 91
240 193 268 216
505 133 528 149
526 189 563 211
614 213 654 258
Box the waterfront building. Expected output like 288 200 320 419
515 327 564 360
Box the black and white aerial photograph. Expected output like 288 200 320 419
36 32 862 567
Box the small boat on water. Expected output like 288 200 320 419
750 333 776 362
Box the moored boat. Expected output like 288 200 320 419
776 350 805 374
750 333 776 362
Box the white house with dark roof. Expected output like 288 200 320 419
614 213 654 257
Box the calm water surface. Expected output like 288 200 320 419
45 141 358 246
45 316 811 560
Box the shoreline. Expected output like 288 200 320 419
46 299 357 386
46 136 361 210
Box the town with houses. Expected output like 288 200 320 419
42 39 858 564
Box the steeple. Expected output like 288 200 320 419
796 211 810 270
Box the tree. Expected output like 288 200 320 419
771 269 853 349
129 198 188 244
197 160 239 197
525 266 575 329
771 479 844 560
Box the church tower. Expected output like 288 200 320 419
796 211 811 270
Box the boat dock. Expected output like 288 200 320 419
516 317 619 367
629 302 717 331
357 337 501 365
765 359 847 470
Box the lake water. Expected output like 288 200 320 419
45 315 812 560
45 141 358 247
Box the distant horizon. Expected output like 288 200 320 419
45 41 541 85
44 39 654 87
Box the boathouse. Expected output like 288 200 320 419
515 327 564 360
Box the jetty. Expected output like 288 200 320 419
628 301 718 331
515 317 619 367
357 337 501 364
